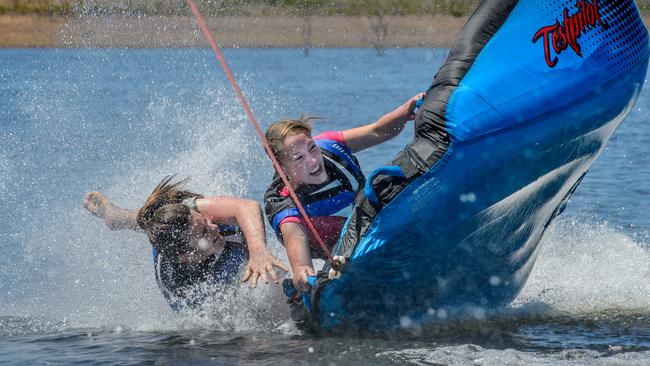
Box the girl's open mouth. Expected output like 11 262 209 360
310 165 322 176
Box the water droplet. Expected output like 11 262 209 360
399 316 412 328
197 238 210 251
459 192 477 203
489 275 501 286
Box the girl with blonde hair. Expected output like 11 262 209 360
264 94 424 293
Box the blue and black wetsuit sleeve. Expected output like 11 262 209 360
264 176 297 244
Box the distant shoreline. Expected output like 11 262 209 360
0 15 467 48
3 14 649 49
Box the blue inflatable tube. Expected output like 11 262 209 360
309 0 649 332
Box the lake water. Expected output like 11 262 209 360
1 48 650 365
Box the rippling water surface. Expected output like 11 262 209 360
1 48 649 365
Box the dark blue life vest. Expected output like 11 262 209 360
152 224 249 310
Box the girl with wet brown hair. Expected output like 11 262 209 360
84 176 286 308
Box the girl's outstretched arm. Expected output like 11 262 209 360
83 192 142 231
198 197 288 287
342 93 425 153
280 221 315 293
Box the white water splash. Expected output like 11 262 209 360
0 154 9 194
515 218 650 313
377 345 650 366
2 82 290 333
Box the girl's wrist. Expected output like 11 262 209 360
249 245 269 256
297 265 313 275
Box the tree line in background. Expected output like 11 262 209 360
0 0 648 16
